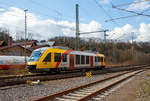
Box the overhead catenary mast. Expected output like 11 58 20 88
75 3 109 52
75 4 80 50
24 9 28 65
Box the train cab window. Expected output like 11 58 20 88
81 55 85 64
62 54 67 62
55 53 61 62
100 57 103 62
86 56 89 64
76 55 80 64
43 53 51 62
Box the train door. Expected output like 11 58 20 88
90 56 93 68
69 54 74 70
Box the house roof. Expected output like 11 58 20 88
37 41 55 46
12 40 37 46
0 45 32 52
28 45 49 51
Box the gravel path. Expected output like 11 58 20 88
0 72 124 101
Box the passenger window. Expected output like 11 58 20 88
81 55 85 64
76 55 80 64
43 53 51 62
95 56 97 62
100 57 103 62
55 53 61 62
98 57 100 62
62 54 67 62
86 56 89 64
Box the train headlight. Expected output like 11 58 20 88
27 62 37 65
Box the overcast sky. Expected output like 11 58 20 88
0 0 150 42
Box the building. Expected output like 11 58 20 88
0 45 31 56
0 37 32 56
28 41 55 51
37 41 55 46
0 36 55 56
28 45 49 51
12 40 37 48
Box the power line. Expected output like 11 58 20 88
0 6 75 32
107 0 150 41
105 6 150 22
93 0 113 20
28 0 62 16
112 5 150 17
108 0 150 21
79 30 108 34
27 0 74 21
142 6 150 13
0 1 59 20
79 5 95 20
107 1 150 39
106 1 150 41
0 2 76 40
93 0 127 40
0 7 35 18
1 0 74 21
105 15 138 22
0 6 75 31
114 0 150 7
0 5 58 22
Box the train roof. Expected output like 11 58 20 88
70 51 99 56
34 46 68 51
34 47 50 51
34 46 105 57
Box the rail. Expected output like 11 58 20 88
33 70 143 101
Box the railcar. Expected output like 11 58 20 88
27 46 106 72
0 56 26 69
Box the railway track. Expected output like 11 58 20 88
0 64 146 80
0 64 149 88
33 69 144 101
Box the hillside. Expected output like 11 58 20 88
49 36 150 65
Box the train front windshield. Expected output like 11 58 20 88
29 51 42 62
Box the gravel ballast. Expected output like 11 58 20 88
0 71 125 101
101 69 150 101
